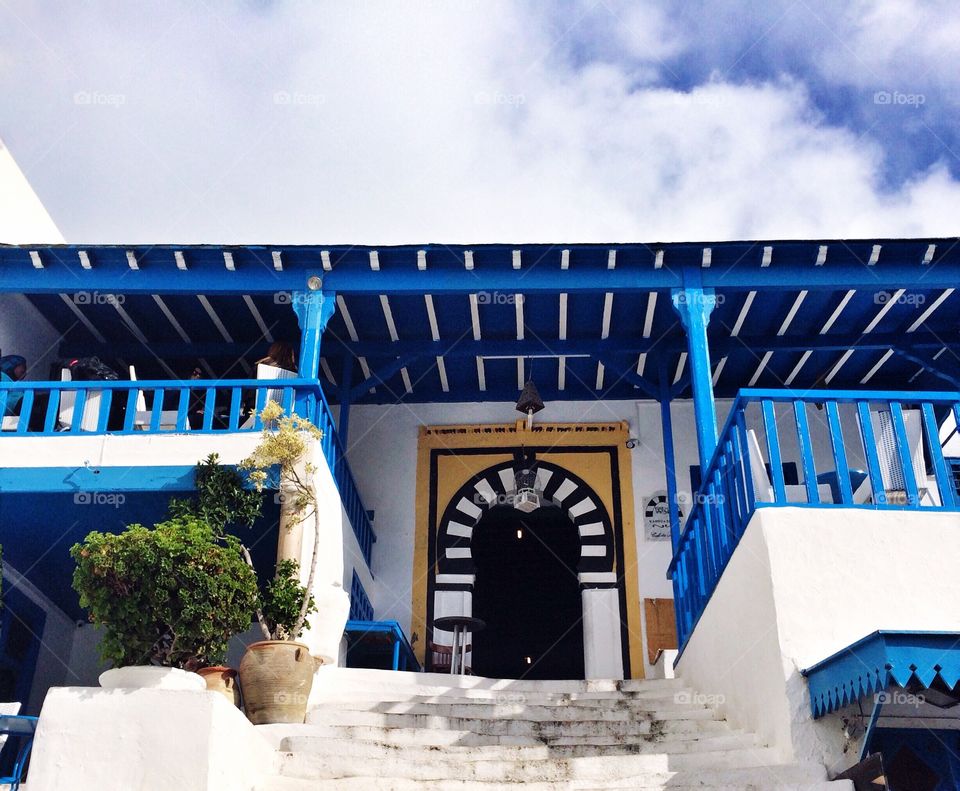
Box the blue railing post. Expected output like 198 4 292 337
658 370 682 554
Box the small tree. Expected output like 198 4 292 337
241 401 323 641
70 517 259 668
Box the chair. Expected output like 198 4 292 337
428 641 472 675
0 702 34 790
240 364 297 429
129 365 182 431
864 408 938 505
56 368 102 431
1 416 18 432
745 430 834 504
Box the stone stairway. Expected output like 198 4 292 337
255 668 848 790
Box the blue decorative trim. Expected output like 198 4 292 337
801 631 960 718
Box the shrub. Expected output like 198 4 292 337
70 516 259 669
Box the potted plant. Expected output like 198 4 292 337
169 453 264 705
236 401 325 724
70 515 260 691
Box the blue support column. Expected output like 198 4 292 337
292 289 336 380
339 355 354 449
671 282 718 470
658 366 681 554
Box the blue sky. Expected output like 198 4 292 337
0 1 958 243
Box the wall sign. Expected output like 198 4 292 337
643 491 680 541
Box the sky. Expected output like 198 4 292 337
1 0 959 244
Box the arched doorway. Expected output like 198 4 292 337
471 504 584 680
430 458 627 679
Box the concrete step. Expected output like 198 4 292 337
316 687 696 704
303 710 720 738
276 731 762 759
258 777 847 791
278 745 809 783
315 699 715 720
312 667 685 695
258 717 736 749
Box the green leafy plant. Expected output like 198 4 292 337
70 517 259 669
242 401 323 641
170 453 262 532
260 559 317 641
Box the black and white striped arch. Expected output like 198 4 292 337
435 460 616 590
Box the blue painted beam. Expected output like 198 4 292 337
0 465 200 494
672 283 718 469
58 331 960 365
3 239 960 294
339 355 354 448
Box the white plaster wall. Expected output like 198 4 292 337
676 506 960 772
0 139 64 245
0 294 63 381
0 138 65 381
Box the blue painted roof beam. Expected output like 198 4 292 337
2 239 958 294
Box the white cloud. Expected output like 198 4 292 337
0 1 958 244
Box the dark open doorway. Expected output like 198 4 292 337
471 504 584 680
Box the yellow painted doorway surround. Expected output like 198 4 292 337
412 420 644 679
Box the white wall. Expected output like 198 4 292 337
0 138 65 381
0 294 62 381
676 506 960 773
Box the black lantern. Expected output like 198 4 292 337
516 378 544 429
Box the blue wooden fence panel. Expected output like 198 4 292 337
668 388 960 655
0 377 377 569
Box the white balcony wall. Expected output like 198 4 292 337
675 506 960 774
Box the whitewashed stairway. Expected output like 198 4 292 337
255 667 848 791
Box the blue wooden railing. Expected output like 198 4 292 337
668 388 960 653
0 377 376 568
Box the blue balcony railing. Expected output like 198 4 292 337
668 388 960 653
0 377 376 568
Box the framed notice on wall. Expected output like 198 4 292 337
643 491 680 541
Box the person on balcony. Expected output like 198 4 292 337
0 354 26 416
256 341 297 373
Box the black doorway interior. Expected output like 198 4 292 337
471 504 584 680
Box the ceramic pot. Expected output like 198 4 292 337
196 665 241 707
237 641 318 724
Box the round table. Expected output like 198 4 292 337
433 616 486 675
